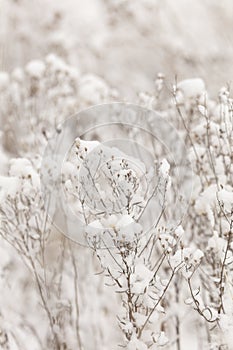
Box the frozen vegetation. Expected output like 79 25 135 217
0 1 233 349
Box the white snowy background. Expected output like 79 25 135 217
0 1 233 350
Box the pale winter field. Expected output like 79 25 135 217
0 1 233 349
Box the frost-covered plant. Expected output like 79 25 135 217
0 54 118 350
0 55 79 155
1 49 233 350
0 158 84 350
0 55 116 156
60 137 202 349
167 79 233 349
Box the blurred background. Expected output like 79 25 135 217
0 0 233 99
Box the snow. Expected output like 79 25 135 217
11 68 24 82
0 244 11 269
86 214 142 245
134 312 147 328
86 219 104 231
75 138 100 155
115 214 134 228
0 176 20 199
217 188 233 213
198 104 207 116
174 225 184 239
194 184 217 215
0 135 9 175
25 60 46 78
131 264 154 294
78 74 111 105
192 249 204 263
157 332 169 346
159 159 170 178
0 72 9 89
1 1 233 349
127 337 148 350
63 137 149 238
177 78 206 98
207 231 226 256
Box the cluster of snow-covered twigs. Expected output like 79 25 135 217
0 2 233 348
0 51 233 350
